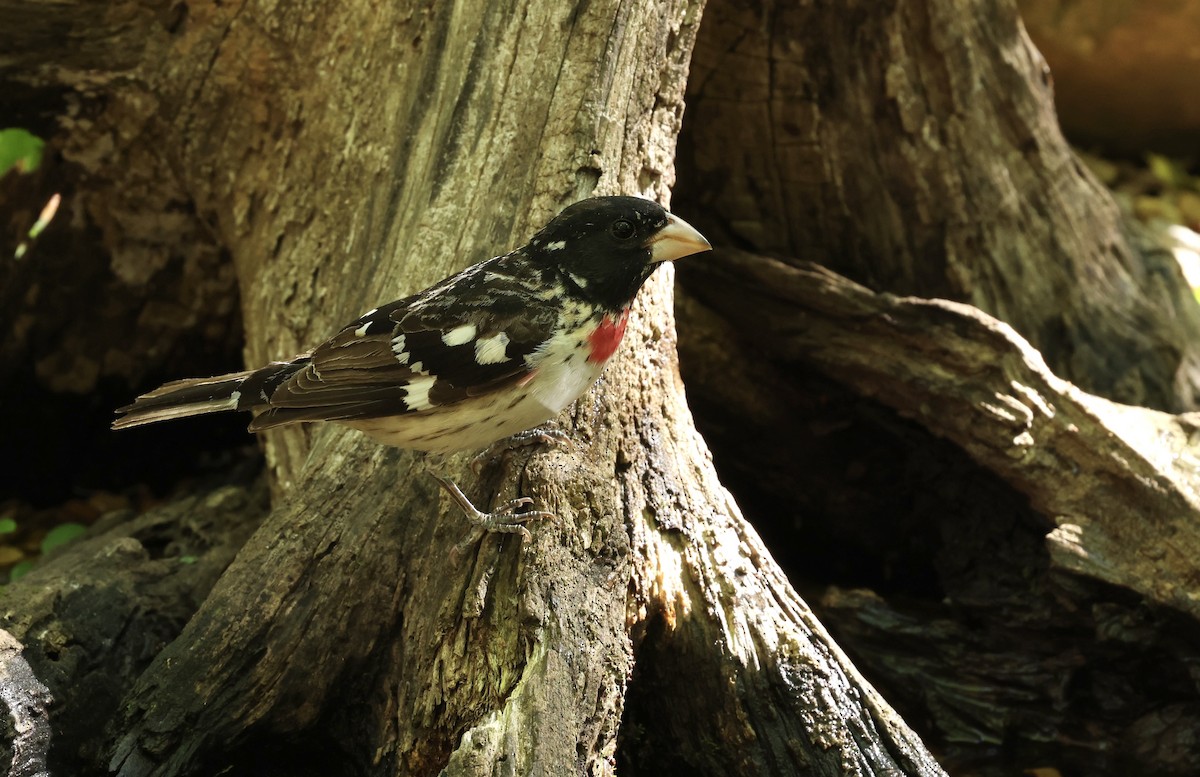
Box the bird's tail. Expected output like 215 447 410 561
112 360 305 430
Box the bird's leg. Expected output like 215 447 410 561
420 453 555 556
429 472 554 543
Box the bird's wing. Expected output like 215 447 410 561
249 256 558 428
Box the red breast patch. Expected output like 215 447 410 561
586 309 630 364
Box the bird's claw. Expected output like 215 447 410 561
431 474 555 559
470 496 556 537
510 426 571 447
496 495 533 512
470 426 569 474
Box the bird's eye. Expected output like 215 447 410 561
610 219 636 240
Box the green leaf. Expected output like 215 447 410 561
41 523 87 554
1147 153 1185 188
0 128 44 177
9 561 34 582
0 518 16 535
179 555 198 565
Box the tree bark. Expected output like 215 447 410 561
688 251 1200 619
1 0 944 776
679 252 1200 775
0 470 267 777
669 0 1200 773
0 629 53 777
675 0 1200 413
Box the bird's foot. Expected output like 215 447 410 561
430 473 555 557
505 425 571 448
470 425 569 473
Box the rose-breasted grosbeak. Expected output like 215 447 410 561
114 196 711 539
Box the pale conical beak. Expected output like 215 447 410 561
647 213 712 263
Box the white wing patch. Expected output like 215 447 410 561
442 324 477 346
403 375 438 410
545 240 566 251
474 332 511 364
391 335 408 362
354 322 372 337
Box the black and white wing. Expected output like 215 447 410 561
249 254 558 429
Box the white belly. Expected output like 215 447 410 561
344 303 614 454
343 364 607 457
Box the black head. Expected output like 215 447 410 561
527 196 711 310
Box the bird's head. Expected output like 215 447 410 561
528 196 711 310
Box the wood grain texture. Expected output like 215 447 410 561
689 250 1200 618
680 249 1200 774
69 0 935 774
2 0 954 774
676 0 1200 412
0 476 268 777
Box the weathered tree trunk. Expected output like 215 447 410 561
676 0 1200 413
672 1 1200 774
0 1 945 776
10 0 1194 773
679 250 1200 776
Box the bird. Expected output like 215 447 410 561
114 195 712 541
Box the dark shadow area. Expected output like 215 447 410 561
0 375 252 508
1 150 247 509
197 730 357 777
